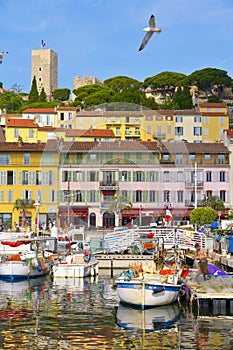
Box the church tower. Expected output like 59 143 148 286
31 48 58 101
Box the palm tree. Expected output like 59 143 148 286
108 193 132 227
13 198 35 227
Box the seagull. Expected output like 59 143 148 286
138 15 161 51
0 51 8 64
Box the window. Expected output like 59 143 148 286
156 115 162 121
136 153 142 162
14 128 19 138
146 115 152 121
136 171 143 181
175 127 183 136
90 171 96 182
177 171 183 182
125 117 130 123
60 113 64 121
163 171 170 182
22 171 29 185
205 154 211 161
147 125 152 134
121 171 128 182
167 125 172 134
75 191 82 202
76 171 83 181
90 190 96 202
89 153 97 162
136 190 142 202
175 116 183 122
46 115 50 125
157 126 162 136
125 127 130 135
116 127 120 135
163 191 170 202
220 190 226 202
68 113 72 120
204 116 209 124
149 190 156 202
62 171 69 182
23 190 32 200
0 153 10 165
149 171 155 182
190 153 195 161
177 190 183 203
206 171 212 182
163 153 169 161
49 190 56 202
7 171 13 185
29 129 34 138
206 191 212 198
176 153 183 164
24 153 30 165
36 171 42 185
49 171 54 185
204 128 209 136
220 171 225 182
135 127 140 135
194 116 201 123
218 154 224 164
194 127 202 136
219 116 224 125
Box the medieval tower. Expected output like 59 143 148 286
31 48 58 101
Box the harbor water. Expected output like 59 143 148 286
0 271 232 350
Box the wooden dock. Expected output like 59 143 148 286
94 253 154 269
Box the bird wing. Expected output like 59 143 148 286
138 32 153 51
149 15 155 28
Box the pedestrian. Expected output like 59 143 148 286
194 243 210 281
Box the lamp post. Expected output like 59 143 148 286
34 200 41 236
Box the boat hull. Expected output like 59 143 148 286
115 279 181 309
0 261 49 280
52 260 98 278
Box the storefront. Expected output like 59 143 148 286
58 206 88 229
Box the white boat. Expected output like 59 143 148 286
116 302 181 331
0 237 56 280
52 253 99 278
115 263 182 309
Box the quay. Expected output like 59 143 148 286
94 253 154 269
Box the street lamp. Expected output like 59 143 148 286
34 200 41 236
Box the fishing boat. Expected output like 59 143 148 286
114 262 182 309
52 253 99 278
0 237 56 280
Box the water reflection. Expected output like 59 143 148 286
116 303 181 332
0 274 231 349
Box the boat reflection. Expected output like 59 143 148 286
52 275 98 290
116 302 181 332
0 276 47 297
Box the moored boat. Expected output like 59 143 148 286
52 253 99 278
114 262 182 309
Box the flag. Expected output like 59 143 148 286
41 39 46 48
165 204 173 221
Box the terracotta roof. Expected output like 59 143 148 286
199 102 227 107
65 128 115 137
225 129 233 137
23 108 56 113
56 107 78 111
6 119 38 128
162 141 229 154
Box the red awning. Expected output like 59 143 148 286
1 241 32 247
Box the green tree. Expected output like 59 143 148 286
13 198 35 227
39 87 47 102
0 91 24 113
190 207 217 227
104 76 141 92
185 68 232 98
143 71 187 100
53 88 70 101
207 94 222 103
72 84 114 109
173 85 193 109
201 195 225 211
108 193 132 226
29 76 39 103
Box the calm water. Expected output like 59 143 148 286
0 272 232 350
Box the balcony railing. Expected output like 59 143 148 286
185 181 204 188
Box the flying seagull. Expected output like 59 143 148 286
138 15 161 51
0 51 8 64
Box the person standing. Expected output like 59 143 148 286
194 243 210 281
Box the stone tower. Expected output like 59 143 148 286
31 49 58 101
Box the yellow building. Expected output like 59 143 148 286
0 139 59 230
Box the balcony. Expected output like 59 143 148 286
99 181 118 190
100 201 111 209
185 200 203 207
185 181 204 188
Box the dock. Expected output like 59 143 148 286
94 253 154 269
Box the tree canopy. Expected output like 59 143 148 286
190 207 217 227
29 76 39 103
0 91 24 113
104 76 141 92
201 195 225 211
53 88 70 101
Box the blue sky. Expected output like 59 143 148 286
1 0 233 93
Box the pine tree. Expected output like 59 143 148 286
29 76 39 102
39 87 47 102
